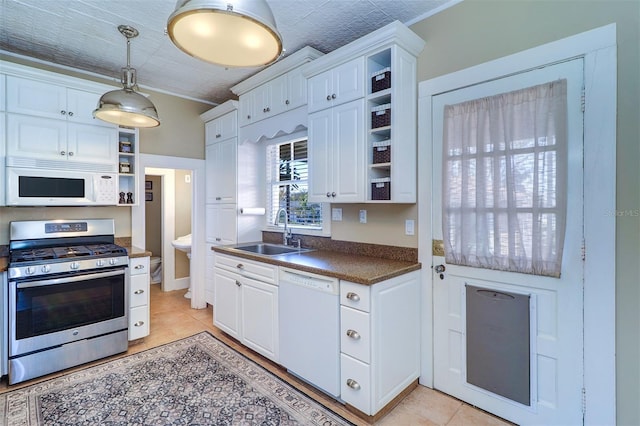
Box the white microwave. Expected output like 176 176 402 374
6 168 118 206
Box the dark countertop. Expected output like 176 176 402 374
213 243 422 285
126 246 152 258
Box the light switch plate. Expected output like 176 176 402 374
332 208 342 221
405 219 415 235
359 209 367 224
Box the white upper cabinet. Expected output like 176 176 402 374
307 57 365 114
0 75 5 111
205 109 237 142
205 133 237 204
6 76 113 127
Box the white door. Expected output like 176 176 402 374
432 59 584 425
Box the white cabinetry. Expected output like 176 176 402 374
214 254 279 361
205 135 237 204
308 99 365 203
128 256 150 341
5 75 118 172
303 21 424 203
116 127 139 205
206 204 237 245
339 271 421 416
307 57 365 114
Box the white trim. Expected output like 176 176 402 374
404 0 464 27
418 24 616 425
132 154 207 309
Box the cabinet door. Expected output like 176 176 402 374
206 204 237 245
241 277 278 361
238 91 254 127
217 138 237 203
307 108 333 202
333 99 365 202
6 76 66 119
333 57 365 106
307 70 333 114
67 123 118 167
252 83 272 121
0 76 6 112
205 245 215 305
6 114 67 161
269 73 288 116
0 112 4 206
129 306 150 340
67 88 113 127
213 269 241 339
218 110 238 140
286 67 307 110
205 142 217 204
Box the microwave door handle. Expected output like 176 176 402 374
15 269 125 289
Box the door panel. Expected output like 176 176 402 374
432 59 584 425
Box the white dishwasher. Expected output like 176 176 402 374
279 267 341 397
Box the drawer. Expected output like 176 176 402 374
129 305 149 340
129 257 149 276
340 281 370 312
340 306 371 363
215 253 278 284
341 353 371 415
129 274 149 308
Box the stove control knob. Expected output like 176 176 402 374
70 262 80 270
109 258 118 266
41 265 51 273
25 266 36 275
96 259 105 267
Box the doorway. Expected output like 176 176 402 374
418 24 616 425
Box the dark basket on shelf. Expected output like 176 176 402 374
371 69 391 93
371 178 391 200
372 142 391 164
371 104 391 128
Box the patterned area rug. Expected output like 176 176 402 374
0 332 352 425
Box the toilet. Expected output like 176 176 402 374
150 256 162 284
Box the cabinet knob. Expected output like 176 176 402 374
326 192 331 198
326 95 332 101
285 100 290 105
215 196 222 200
60 110 67 115
346 292 360 302
236 263 244 270
134 321 145 327
346 329 361 340
68 151 74 156
68 111 74 117
247 115 251 119
60 151 66 156
215 237 222 242
134 289 144 294
331 94 337 99
135 264 145 269
266 107 270 112
235 280 241 287
346 379 361 390
331 192 336 197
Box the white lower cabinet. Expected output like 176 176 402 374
339 270 421 416
128 256 150 340
213 254 278 361
205 245 216 305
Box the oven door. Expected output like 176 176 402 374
9 268 128 357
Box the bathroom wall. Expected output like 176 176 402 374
174 170 192 279
144 175 162 257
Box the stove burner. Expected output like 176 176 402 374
11 248 56 263
10 244 128 265
53 246 92 258
87 244 128 256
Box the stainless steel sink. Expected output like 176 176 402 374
231 243 313 256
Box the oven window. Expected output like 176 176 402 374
15 273 125 339
19 176 85 198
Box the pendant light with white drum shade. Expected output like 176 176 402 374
93 25 160 128
167 0 283 67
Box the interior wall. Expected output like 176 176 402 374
174 169 192 279
144 175 162 257
409 1 639 424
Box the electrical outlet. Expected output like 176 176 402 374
332 208 342 221
405 219 415 235
359 209 367 224
184 174 191 183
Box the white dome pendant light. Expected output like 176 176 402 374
167 0 283 67
94 25 160 128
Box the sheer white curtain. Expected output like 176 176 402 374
442 79 567 277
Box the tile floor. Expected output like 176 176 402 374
1 285 513 426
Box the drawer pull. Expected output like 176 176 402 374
235 280 241 287
346 292 360 302
346 379 361 390
346 329 361 340
236 263 244 270
134 264 145 269
134 289 144 295
134 321 145 327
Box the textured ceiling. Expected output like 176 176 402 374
0 0 453 105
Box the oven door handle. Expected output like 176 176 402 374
14 269 125 289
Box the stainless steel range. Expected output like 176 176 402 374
7 219 129 384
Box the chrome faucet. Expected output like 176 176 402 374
275 208 292 246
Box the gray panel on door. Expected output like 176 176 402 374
466 284 530 406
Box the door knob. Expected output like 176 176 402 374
434 264 446 280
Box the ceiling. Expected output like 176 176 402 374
0 0 453 105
